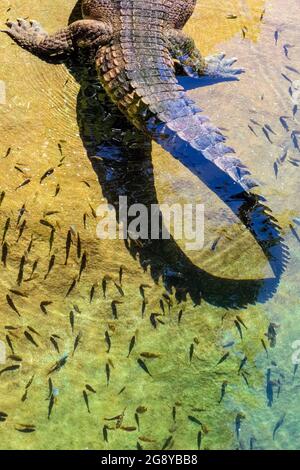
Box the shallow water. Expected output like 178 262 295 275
0 0 300 450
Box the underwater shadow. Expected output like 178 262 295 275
60 2 280 309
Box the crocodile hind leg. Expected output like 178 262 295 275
2 19 112 61
165 29 244 79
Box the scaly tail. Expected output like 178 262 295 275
97 0 288 279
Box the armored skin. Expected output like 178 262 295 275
2 0 288 278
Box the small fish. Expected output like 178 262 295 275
17 255 26 286
197 431 202 450
281 73 292 83
266 369 274 407
15 426 36 433
234 320 243 340
279 116 290 132
86 384 96 394
65 230 72 265
102 276 110 299
137 358 152 377
49 228 55 253
236 316 247 329
103 425 109 443
6 335 14 354
106 363 111 386
261 339 269 357
274 162 279 178
104 331 111 353
8 355 22 362
111 300 122 319
128 336 136 358
250 436 256 450
40 168 54 184
0 191 5 206
24 331 39 348
83 213 88 229
4 147 11 158
1 242 8 267
44 255 55 280
90 284 96 303
262 126 273 143
69 311 75 333
54 184 60 197
274 30 280 45
114 282 124 297
40 219 54 230
238 356 248 374
6 295 21 317
140 352 160 359
248 125 257 136
135 413 140 431
219 381 228 403
89 204 97 219
73 332 82 355
235 413 245 439
15 179 31 190
188 415 202 426
17 220 26 242
217 352 230 366
211 236 221 251
189 344 194 363
285 65 300 75
162 435 173 450
150 313 159 329
48 393 55 420
83 390 90 413
40 301 52 315
50 336 60 353
78 252 87 281
48 354 68 375
2 217 10 244
273 414 286 440
283 43 294 59
178 309 183 325
66 279 77 298
265 124 276 135
0 365 20 376
293 105 298 118
76 233 82 259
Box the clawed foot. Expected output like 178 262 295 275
204 53 245 79
1 18 47 46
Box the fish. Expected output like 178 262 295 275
6 295 21 317
197 431 202 450
90 284 96 303
172 406 176 423
114 282 124 297
119 266 124 285
17 255 26 286
235 413 245 439
261 339 269 357
1 242 8 267
105 331 111 353
274 162 279 178
264 124 276 135
238 356 248 374
103 425 109 443
141 299 147 317
2 217 10 244
273 414 286 440
281 73 292 83
3 147 11 158
234 320 243 340
76 233 82 259
274 30 280 45
50 336 60 353
285 65 300 75
25 375 35 390
40 301 52 315
15 179 31 190
293 105 298 118
66 279 77 298
189 344 194 363
188 415 202 426
137 358 152 377
135 413 140 431
127 336 136 358
83 213 88 229
137 442 143 450
40 168 54 184
162 436 173 450
83 390 90 413
24 331 39 348
266 369 274 407
15 426 36 433
248 125 257 136
140 352 160 359
217 352 230 366
121 426 137 432
291 131 300 151
40 219 55 230
0 365 20 376
111 300 122 319
250 437 256 450
73 332 82 356
6 335 14 354
106 363 111 386
279 116 290 132
44 255 55 280
17 220 26 242
86 384 96 394
102 276 110 298
219 381 228 403
236 316 248 329
27 326 41 337
290 224 300 242
150 313 159 329
283 43 294 59
0 191 5 206
262 126 273 143
48 393 55 419
54 184 60 197
65 230 72 265
266 323 278 347
48 354 68 375
178 309 183 325
78 252 87 281
49 228 55 253
69 311 75 333
8 355 22 362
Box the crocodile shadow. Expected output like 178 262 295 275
40 1 281 308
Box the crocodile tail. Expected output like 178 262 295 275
98 1 289 279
